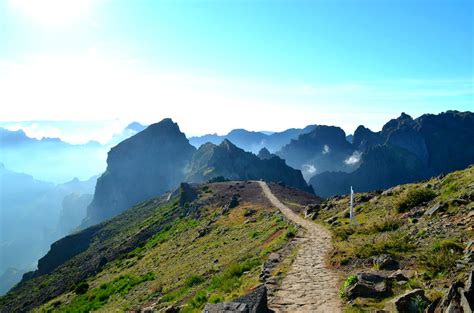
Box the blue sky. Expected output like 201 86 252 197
0 0 472 141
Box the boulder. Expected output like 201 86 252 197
346 272 390 299
304 204 320 219
203 285 269 313
385 289 429 313
460 271 474 313
425 202 447 217
373 254 400 270
429 281 465 313
388 270 408 282
203 302 248 313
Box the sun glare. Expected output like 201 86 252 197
9 0 94 27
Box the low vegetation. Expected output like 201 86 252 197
315 166 473 312
0 181 303 312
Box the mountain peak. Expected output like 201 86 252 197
398 112 413 121
219 139 239 151
125 122 146 132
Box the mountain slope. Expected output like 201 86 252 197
0 182 315 312
83 118 196 226
312 165 474 312
186 139 313 193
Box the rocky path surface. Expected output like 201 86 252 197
258 181 342 313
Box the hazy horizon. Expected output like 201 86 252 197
1 0 472 144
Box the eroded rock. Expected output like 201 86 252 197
385 289 429 313
346 272 390 299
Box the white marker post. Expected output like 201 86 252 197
349 186 358 226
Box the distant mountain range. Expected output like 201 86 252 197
83 110 474 225
1 110 473 298
0 164 96 295
309 111 474 196
84 119 313 226
188 125 317 153
0 122 146 183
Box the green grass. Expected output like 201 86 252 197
395 188 437 213
54 273 155 312
316 166 474 313
36 186 295 313
421 239 464 277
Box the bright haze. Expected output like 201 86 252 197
0 0 473 143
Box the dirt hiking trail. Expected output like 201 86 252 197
258 181 342 313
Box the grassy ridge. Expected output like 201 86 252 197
28 182 296 312
315 166 473 312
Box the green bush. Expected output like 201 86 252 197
74 282 89 295
355 217 401 235
340 275 358 298
186 274 205 287
396 188 437 212
333 226 355 241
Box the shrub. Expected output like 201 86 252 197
285 227 297 239
186 274 205 287
357 217 401 234
421 240 463 276
396 188 437 212
340 275 358 298
413 294 429 313
74 282 89 295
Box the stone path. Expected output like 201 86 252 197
258 181 342 313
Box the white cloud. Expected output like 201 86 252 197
345 151 362 165
301 164 317 181
322 144 330 154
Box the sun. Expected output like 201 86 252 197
9 0 94 27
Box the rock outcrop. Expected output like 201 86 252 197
83 118 196 226
203 285 269 313
277 125 355 177
345 272 391 299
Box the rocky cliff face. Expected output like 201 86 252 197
277 125 355 178
186 140 313 193
83 118 196 226
310 145 428 197
310 111 474 197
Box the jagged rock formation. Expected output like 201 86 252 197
186 140 313 193
257 148 276 160
83 118 196 226
310 111 474 197
277 125 356 179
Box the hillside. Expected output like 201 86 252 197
0 181 319 312
311 165 474 312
